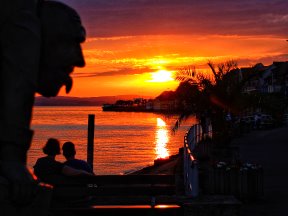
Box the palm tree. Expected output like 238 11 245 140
173 60 248 146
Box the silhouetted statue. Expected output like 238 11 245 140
37 0 86 97
0 1 86 215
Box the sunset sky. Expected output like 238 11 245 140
59 0 288 97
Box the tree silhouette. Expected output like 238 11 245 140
173 60 249 146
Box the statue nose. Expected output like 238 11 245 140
74 45 85 67
75 56 85 67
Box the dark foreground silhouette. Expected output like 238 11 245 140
0 1 86 215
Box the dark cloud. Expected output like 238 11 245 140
61 0 288 37
73 67 153 78
237 53 288 67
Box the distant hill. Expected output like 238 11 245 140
34 95 152 106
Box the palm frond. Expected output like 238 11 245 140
174 65 197 84
207 60 218 81
171 112 193 134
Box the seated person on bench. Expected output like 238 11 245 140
62 141 94 174
33 138 92 184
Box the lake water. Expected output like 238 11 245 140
28 106 196 175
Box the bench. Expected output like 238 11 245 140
48 174 182 215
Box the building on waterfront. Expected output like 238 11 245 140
240 61 288 95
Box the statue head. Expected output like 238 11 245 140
37 1 86 97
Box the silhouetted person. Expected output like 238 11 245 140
34 138 92 183
33 138 63 181
62 141 94 174
0 0 86 210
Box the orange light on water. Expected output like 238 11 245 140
155 118 169 159
157 118 166 127
154 204 180 209
91 204 180 209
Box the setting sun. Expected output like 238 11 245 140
149 70 174 83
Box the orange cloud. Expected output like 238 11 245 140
56 1 288 97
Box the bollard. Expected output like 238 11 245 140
87 114 95 171
186 160 199 197
191 160 199 197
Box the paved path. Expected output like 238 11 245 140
231 126 288 216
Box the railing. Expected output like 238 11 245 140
183 123 212 197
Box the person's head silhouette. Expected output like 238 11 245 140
43 138 61 157
37 1 86 97
62 141 76 160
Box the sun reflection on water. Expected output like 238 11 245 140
155 118 169 159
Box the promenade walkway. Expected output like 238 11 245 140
231 125 288 216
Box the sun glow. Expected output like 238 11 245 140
149 70 174 83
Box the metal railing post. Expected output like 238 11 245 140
183 123 212 198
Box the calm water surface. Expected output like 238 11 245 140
29 106 196 174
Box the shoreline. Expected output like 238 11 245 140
128 152 182 175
